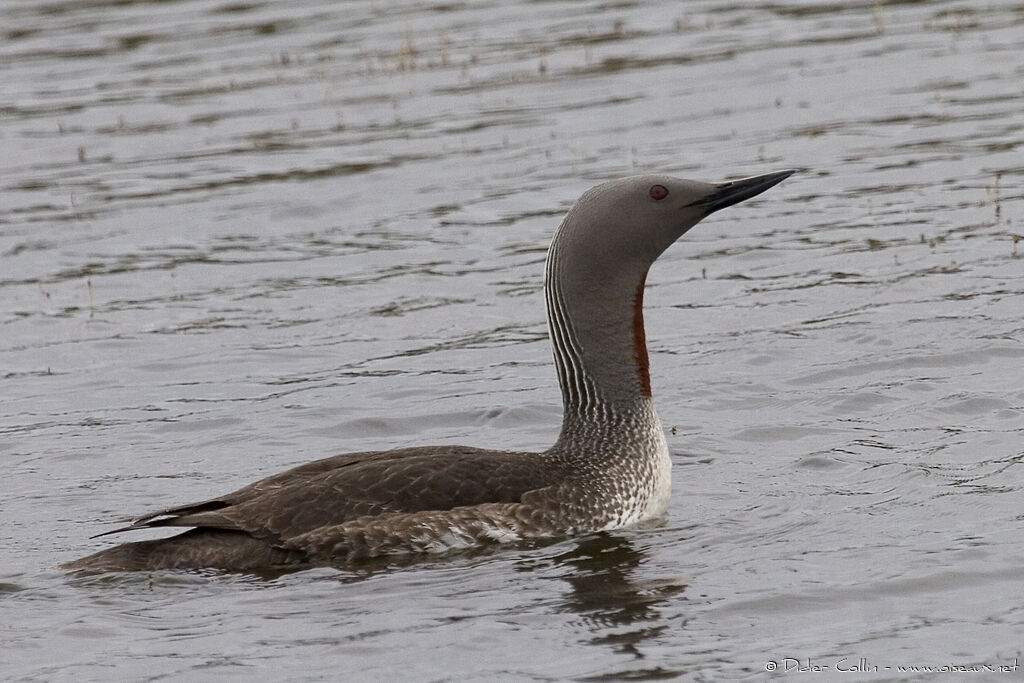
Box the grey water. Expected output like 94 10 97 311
2 0 1023 680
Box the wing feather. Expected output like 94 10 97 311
98 446 558 544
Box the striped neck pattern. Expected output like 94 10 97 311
543 222 661 445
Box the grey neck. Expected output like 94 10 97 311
544 232 659 443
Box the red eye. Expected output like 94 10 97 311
649 184 669 200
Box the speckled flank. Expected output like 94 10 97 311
63 171 793 573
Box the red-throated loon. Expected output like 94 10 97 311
63 170 794 572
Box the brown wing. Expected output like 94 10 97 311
99 446 558 544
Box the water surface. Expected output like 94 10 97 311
2 0 1023 680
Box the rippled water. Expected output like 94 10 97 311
3 0 1023 680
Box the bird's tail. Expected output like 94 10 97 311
61 529 307 573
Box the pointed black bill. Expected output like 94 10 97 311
699 170 795 215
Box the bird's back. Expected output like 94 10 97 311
63 446 560 572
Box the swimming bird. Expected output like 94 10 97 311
63 170 794 572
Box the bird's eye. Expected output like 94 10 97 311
649 184 669 200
